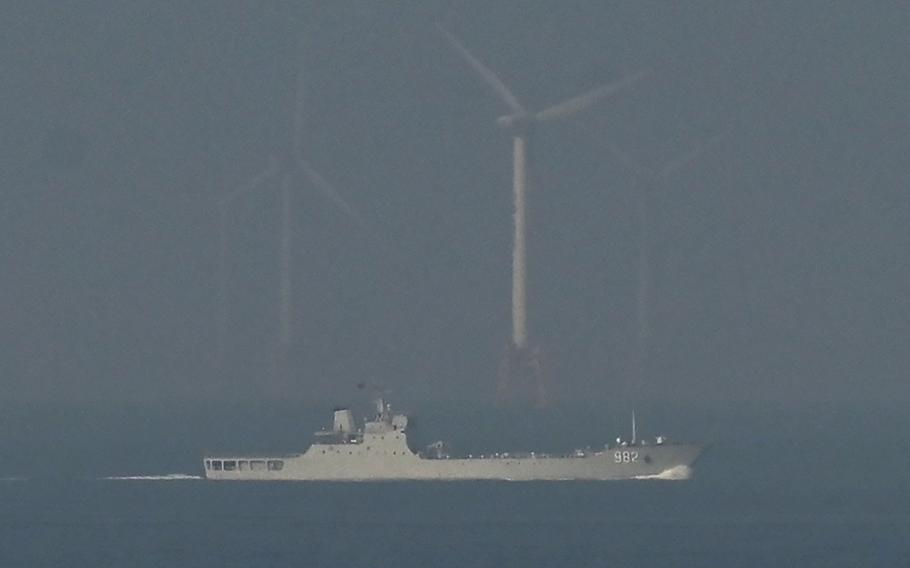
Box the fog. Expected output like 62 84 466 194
2 2 907 409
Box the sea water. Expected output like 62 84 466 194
0 402 907 567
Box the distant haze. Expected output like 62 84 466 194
2 2 907 406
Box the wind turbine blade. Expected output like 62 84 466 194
284 78 358 223
295 157 369 231
293 151 409 261
436 24 526 115
216 158 279 364
288 73 368 227
659 130 727 179
534 70 650 123
222 157 280 204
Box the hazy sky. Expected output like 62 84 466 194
2 2 907 405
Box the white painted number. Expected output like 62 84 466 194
614 451 639 464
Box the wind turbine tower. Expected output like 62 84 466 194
439 26 646 406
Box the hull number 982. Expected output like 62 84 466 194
614 451 639 463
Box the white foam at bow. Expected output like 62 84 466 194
633 465 692 480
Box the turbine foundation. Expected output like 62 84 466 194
497 343 547 407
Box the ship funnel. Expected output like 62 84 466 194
333 408 356 433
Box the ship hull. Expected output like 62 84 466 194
203 444 703 481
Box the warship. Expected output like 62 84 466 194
203 397 703 481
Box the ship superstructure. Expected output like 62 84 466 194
203 398 702 481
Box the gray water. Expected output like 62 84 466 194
1 402 907 567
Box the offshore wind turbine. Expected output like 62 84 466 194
439 25 647 406
604 133 725 392
217 71 371 386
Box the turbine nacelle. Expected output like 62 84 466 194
496 113 535 134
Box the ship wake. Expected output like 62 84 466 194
633 465 692 480
101 473 202 481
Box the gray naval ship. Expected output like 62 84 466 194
204 397 703 481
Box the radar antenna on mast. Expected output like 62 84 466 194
356 381 391 417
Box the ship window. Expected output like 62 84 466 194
250 460 267 471
321 450 326 454
204 460 211 470
238 460 249 471
348 451 352 455
211 460 222 470
267 460 284 471
223 460 237 471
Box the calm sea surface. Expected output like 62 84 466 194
1 403 907 567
